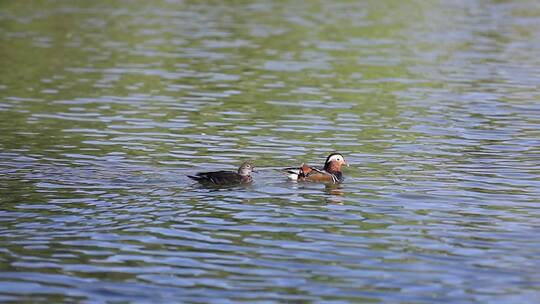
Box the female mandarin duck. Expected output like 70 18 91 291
188 162 253 185
284 153 347 183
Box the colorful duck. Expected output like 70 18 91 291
283 153 347 183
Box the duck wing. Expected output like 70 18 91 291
305 167 342 183
283 163 314 180
188 171 243 185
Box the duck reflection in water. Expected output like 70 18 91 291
324 183 345 204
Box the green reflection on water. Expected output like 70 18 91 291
0 0 428 163
1 1 539 302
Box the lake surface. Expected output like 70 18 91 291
1 0 539 303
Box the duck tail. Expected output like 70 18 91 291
187 175 204 181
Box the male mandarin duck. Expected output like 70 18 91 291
188 162 253 185
283 153 347 183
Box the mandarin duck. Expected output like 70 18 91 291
284 153 347 183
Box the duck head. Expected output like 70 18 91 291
238 162 254 176
324 153 347 173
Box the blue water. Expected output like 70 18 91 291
1 1 539 303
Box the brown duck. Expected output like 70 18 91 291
188 162 253 185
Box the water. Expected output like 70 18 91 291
1 0 539 303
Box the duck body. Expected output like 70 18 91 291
188 162 253 186
284 153 346 184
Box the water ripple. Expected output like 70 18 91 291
1 0 540 303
